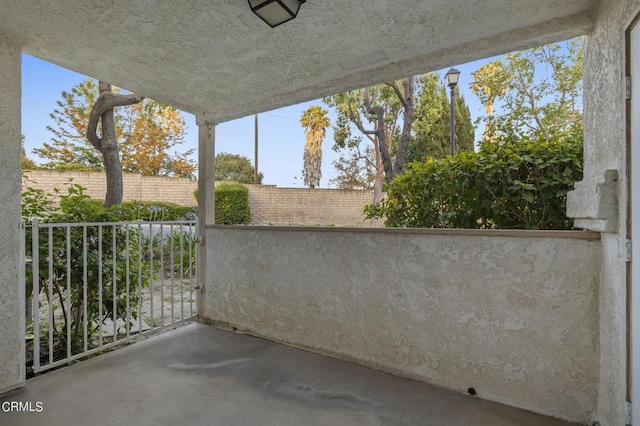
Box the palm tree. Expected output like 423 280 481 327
300 106 330 188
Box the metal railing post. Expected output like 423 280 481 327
32 219 40 373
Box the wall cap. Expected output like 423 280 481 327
209 225 601 239
566 169 618 233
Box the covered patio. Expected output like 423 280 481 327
1 1 638 425
0 322 572 426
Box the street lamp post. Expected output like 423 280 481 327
445 68 460 156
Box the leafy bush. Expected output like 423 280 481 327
168 229 197 277
58 184 111 221
109 200 196 221
23 183 154 355
215 184 251 225
365 134 583 230
194 184 251 225
22 179 198 362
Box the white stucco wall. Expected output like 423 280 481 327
569 0 640 424
0 34 24 395
204 227 601 423
0 1 596 123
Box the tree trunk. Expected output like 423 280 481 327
393 78 414 176
373 168 384 204
372 137 384 204
100 92 123 206
363 88 395 182
87 81 143 207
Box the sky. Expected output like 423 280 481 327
21 52 511 188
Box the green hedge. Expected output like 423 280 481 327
213 184 251 225
193 184 251 225
365 134 583 230
108 200 197 221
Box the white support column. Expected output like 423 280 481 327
196 117 215 317
0 33 24 394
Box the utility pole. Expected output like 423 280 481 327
254 113 259 184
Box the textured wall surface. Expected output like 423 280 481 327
575 0 640 424
0 1 595 122
22 171 379 227
204 227 601 423
0 34 24 394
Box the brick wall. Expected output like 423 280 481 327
247 185 380 227
23 170 199 207
22 171 381 227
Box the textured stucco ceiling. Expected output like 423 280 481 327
0 0 597 123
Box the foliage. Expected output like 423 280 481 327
215 152 263 184
22 136 37 170
168 229 197 277
324 73 474 199
214 184 251 225
23 183 154 356
329 142 377 190
323 79 413 200
300 106 330 188
365 134 583 230
119 101 195 177
21 176 57 222
470 39 583 142
22 178 197 361
33 78 195 178
34 79 103 170
108 201 196 222
408 74 475 162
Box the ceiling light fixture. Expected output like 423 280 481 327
248 0 306 28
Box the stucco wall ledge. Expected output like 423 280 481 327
567 169 618 233
208 224 601 239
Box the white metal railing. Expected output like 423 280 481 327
25 220 197 374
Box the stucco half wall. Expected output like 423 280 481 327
203 227 601 423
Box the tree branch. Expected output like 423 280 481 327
387 81 408 108
346 92 372 137
86 82 144 150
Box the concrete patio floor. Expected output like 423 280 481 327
0 322 575 426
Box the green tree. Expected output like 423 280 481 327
118 101 194 178
470 39 583 142
455 91 475 153
214 152 263 184
34 78 195 206
323 78 415 202
300 106 330 188
408 74 475 162
34 79 104 171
